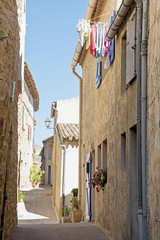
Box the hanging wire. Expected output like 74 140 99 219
88 12 111 22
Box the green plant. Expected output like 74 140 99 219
88 166 107 192
71 188 78 197
63 205 70 217
70 197 80 210
30 162 45 186
18 191 25 202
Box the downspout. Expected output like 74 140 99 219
53 106 66 219
72 68 83 206
141 0 148 239
135 1 143 240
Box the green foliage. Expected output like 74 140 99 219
89 167 107 192
30 162 45 186
18 191 25 202
63 205 70 217
70 197 80 210
71 188 78 197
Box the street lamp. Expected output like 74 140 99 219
45 117 51 129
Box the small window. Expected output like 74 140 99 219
102 139 107 169
121 10 137 93
126 10 137 85
121 132 126 172
28 125 32 141
97 144 101 168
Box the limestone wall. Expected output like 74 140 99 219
79 1 160 239
0 0 21 239
18 80 34 189
52 133 62 220
147 0 160 239
80 1 137 240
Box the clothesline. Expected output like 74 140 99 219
87 11 111 22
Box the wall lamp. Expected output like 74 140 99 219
45 117 53 129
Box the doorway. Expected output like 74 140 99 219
48 166 51 185
130 125 139 240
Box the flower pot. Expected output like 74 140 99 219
33 182 39 188
71 209 82 223
61 216 71 223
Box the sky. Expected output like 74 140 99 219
25 1 88 146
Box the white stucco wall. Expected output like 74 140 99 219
57 97 79 123
64 145 79 196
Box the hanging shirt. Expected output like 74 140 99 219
96 61 102 88
90 23 96 57
86 21 91 50
109 11 115 64
96 23 102 58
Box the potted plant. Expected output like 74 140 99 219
71 188 78 197
70 197 82 222
30 162 45 188
61 205 71 223
88 166 107 192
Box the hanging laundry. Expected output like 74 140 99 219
86 21 91 50
108 10 115 65
90 23 96 57
96 61 102 88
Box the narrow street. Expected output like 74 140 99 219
10 186 108 240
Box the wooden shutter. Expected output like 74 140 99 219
126 10 136 85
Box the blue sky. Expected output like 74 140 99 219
25 1 88 145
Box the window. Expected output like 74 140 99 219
102 139 107 169
22 105 25 130
97 144 101 168
121 132 126 172
28 125 32 141
121 10 137 93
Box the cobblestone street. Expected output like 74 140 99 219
10 186 108 240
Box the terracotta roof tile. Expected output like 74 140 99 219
58 123 79 141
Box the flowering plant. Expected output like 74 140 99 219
70 197 80 210
88 167 107 192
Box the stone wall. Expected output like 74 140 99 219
80 1 138 240
147 0 160 239
78 1 160 240
18 80 34 189
0 0 20 239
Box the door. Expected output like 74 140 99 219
86 153 92 221
48 166 51 185
91 150 95 222
130 125 139 240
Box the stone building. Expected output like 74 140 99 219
50 97 79 221
18 62 39 190
42 136 53 185
0 0 26 239
72 1 160 240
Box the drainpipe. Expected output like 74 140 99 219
141 0 148 239
53 106 66 219
135 1 143 240
72 68 83 206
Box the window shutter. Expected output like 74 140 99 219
126 11 136 85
